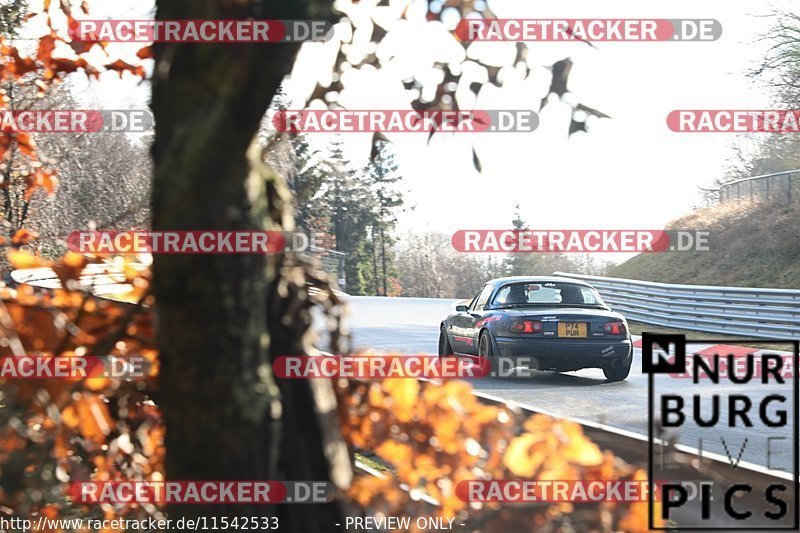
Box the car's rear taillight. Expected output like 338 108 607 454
510 320 543 333
603 321 627 335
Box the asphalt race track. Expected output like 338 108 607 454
335 296 795 476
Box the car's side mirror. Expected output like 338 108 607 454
455 305 469 312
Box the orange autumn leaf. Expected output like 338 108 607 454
52 251 88 289
523 413 555 433
105 59 146 78
68 38 94 55
136 46 154 59
542 419 605 467
618 469 663 532
7 249 49 269
54 429 69 459
61 405 80 429
11 229 38 246
383 379 418 422
15 132 36 158
503 433 546 477
45 56 90 78
74 393 113 444
559 433 603 467
376 440 414 467
24 168 58 200
38 33 57 61
8 49 38 76
58 0 72 16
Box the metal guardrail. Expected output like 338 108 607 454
307 245 346 289
704 169 800 204
553 272 800 339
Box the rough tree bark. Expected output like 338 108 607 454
151 0 346 530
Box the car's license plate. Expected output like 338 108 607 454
558 322 587 338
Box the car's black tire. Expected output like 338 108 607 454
478 331 492 357
438 325 453 357
478 331 500 377
603 356 632 382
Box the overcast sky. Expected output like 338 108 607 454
22 0 797 245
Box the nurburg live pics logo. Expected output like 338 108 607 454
643 333 799 530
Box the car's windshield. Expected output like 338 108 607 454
491 281 605 307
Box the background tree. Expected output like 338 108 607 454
394 231 503 298
722 11 800 183
27 89 151 256
1 75 46 240
504 203 577 276
0 0 26 37
365 142 403 296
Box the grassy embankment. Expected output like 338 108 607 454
610 199 800 349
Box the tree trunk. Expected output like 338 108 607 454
380 219 388 297
151 1 346 530
371 225 379 295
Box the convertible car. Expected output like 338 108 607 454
438 276 633 381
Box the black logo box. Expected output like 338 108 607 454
644 333 800 531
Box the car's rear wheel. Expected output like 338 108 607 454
603 356 632 382
478 332 492 358
438 325 452 357
478 332 500 374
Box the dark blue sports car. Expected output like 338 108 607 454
438 276 633 381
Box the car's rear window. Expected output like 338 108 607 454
492 282 604 306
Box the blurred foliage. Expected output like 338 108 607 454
337 376 657 532
0 250 656 532
0 252 160 527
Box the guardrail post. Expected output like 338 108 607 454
766 175 770 200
